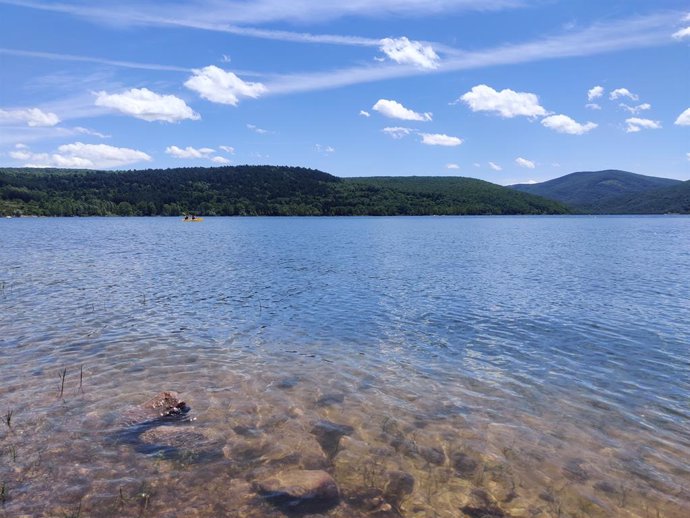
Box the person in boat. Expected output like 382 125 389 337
184 215 189 220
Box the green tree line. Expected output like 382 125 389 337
0 166 569 217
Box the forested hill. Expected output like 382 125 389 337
0 166 569 217
510 169 681 212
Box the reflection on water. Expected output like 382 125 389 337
1 216 689 517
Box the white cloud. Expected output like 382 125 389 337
247 123 270 134
359 110 371 117
609 88 639 101
515 157 535 169
379 37 440 69
587 85 604 101
219 145 235 154
672 27 690 40
211 156 230 164
165 145 216 159
625 117 661 133
541 114 597 135
15 143 28 149
488 161 502 171
373 99 432 121
315 144 335 154
687 152 690 161
459 84 547 118
419 133 462 146
74 126 109 138
0 107 60 127
12 142 151 168
95 88 199 122
585 103 601 110
674 108 690 126
446 163 460 170
184 65 267 106
473 163 481 168
381 126 414 139
619 103 651 114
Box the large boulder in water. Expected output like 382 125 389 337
119 391 190 426
255 469 339 506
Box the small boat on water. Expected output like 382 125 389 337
182 215 204 222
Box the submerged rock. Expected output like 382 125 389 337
316 393 345 407
255 469 339 507
311 420 354 459
452 451 480 479
383 471 415 508
563 458 589 483
139 425 207 448
119 391 190 426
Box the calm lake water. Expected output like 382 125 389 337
1 216 689 517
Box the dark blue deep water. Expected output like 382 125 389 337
1 216 689 517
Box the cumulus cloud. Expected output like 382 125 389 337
95 88 199 122
541 114 597 135
359 110 371 117
165 145 215 158
373 99 432 121
219 145 235 154
184 65 267 106
587 85 604 101
379 37 440 69
585 103 602 110
619 103 651 114
625 117 661 133
419 133 462 146
381 126 414 139
488 162 502 171
446 163 460 170
0 107 60 127
211 156 230 164
674 108 690 126
672 27 690 40
11 142 151 168
609 88 639 101
515 157 535 169
459 84 547 118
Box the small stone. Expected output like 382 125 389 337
593 481 617 494
419 446 446 465
256 469 339 504
311 420 354 459
563 458 589 483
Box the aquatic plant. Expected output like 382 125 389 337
0 482 7 504
4 408 12 428
58 368 67 398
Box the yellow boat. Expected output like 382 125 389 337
182 217 204 222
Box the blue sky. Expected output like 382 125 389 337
1 0 689 184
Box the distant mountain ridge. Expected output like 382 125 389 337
510 170 682 212
0 166 568 217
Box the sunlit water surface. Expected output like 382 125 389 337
1 216 689 517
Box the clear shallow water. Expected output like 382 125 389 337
1 216 689 517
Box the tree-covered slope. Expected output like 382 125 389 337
0 166 570 216
597 180 690 214
346 176 568 215
510 170 681 212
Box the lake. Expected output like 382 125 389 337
1 216 689 517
